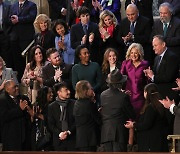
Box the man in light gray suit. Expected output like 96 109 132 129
160 78 180 152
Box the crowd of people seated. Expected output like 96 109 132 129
0 0 180 152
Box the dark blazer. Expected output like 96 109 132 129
100 88 135 148
34 30 55 52
42 62 72 87
151 17 180 57
1 2 11 35
73 98 101 148
0 92 27 151
118 15 152 61
135 104 168 152
70 22 100 63
153 49 179 102
9 0 37 41
48 99 76 150
125 0 153 26
48 0 66 21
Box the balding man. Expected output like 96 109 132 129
0 80 29 151
118 4 152 63
151 2 180 59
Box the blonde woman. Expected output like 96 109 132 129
34 14 55 51
120 43 149 149
98 10 121 63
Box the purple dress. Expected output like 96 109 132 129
121 59 149 117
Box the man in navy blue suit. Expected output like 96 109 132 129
9 0 37 81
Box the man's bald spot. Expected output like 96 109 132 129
126 4 138 12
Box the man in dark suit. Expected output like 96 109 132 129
118 4 152 64
160 78 180 152
42 48 72 88
151 2 180 59
9 0 37 81
100 69 135 152
0 0 11 67
144 35 179 102
70 6 100 63
48 82 76 151
0 80 29 151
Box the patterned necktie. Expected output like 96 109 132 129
130 22 135 34
163 23 168 36
83 24 88 35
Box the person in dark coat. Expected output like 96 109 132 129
0 80 30 151
125 83 169 152
100 69 136 152
8 0 37 81
42 48 72 88
48 82 76 151
73 80 101 151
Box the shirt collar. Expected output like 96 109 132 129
159 47 167 58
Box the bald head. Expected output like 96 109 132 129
126 4 139 22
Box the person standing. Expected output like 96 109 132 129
0 0 11 67
100 69 135 151
73 80 101 151
0 80 29 151
9 0 37 81
48 82 76 151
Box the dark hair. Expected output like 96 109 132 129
153 35 166 43
52 19 69 36
46 48 58 58
29 45 45 70
76 6 90 18
53 82 68 94
75 44 88 61
141 83 164 116
36 86 52 110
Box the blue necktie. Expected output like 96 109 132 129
130 22 135 34
83 24 88 35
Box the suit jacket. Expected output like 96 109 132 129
118 15 152 61
151 17 180 57
70 22 100 63
48 0 66 21
9 0 37 41
153 49 179 102
0 92 26 151
73 98 101 148
42 62 72 87
100 88 135 145
1 2 11 35
48 99 76 150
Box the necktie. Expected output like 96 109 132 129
83 24 88 35
156 55 162 73
163 23 168 36
19 3 23 12
130 22 135 34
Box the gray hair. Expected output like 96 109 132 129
159 2 173 14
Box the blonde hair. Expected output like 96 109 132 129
0 56 6 69
102 48 118 74
75 80 90 99
125 43 144 61
99 10 118 29
34 14 51 32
